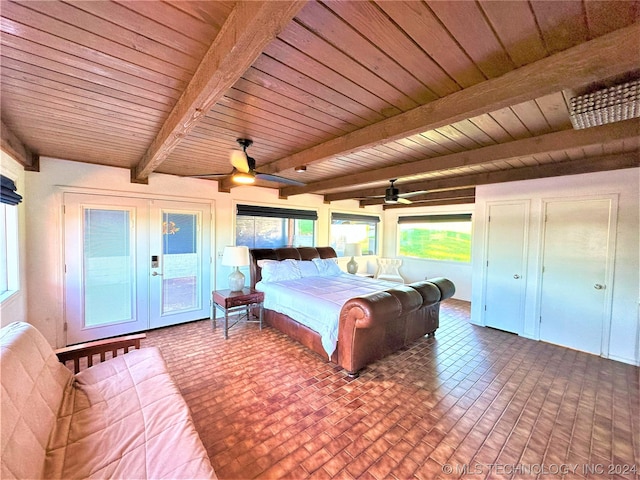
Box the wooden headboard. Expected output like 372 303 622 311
249 247 337 288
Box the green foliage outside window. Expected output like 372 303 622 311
399 220 472 263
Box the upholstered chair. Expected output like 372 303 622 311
375 258 404 283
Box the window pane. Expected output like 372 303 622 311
293 219 314 247
162 212 199 313
83 208 133 326
236 215 315 248
0 205 8 295
0 202 19 300
330 218 377 256
163 213 196 254
399 220 472 262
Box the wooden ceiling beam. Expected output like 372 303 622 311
325 152 640 202
1 120 39 170
133 0 307 182
268 23 640 190
282 119 639 197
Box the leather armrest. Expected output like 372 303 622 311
387 285 423 314
408 281 442 307
341 291 400 329
428 277 456 301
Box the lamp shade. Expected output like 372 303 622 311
222 246 250 267
344 243 362 257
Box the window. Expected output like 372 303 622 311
0 203 19 300
0 173 21 301
236 204 317 248
330 212 379 256
398 214 472 262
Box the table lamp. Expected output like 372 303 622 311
222 246 250 291
344 243 362 274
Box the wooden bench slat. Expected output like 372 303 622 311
55 333 146 373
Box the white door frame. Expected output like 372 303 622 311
61 187 215 345
535 194 618 357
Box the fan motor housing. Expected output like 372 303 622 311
385 186 399 203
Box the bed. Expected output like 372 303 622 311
250 246 455 377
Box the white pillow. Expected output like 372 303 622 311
257 259 277 268
260 259 301 283
295 260 319 278
312 257 342 276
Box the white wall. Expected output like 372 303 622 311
471 168 639 366
24 157 381 346
0 152 27 326
382 203 475 301
21 157 639 365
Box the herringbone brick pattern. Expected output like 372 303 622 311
143 300 640 479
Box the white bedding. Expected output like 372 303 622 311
255 273 399 358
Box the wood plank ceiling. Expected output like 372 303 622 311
1 0 639 208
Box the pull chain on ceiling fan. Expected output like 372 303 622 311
185 138 306 186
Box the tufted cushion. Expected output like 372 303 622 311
375 258 404 283
1 322 215 480
45 348 214 479
1 322 73 480
378 261 400 275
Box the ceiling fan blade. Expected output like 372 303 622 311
256 173 306 186
230 150 250 173
184 171 232 179
397 197 413 204
399 190 428 198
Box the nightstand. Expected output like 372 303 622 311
212 288 264 339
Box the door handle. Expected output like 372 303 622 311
594 283 605 290
151 271 163 276
513 274 521 279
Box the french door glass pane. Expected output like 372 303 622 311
162 212 199 313
83 208 133 327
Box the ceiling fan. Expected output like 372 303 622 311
383 179 428 204
186 138 305 186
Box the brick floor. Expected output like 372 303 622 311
143 299 640 479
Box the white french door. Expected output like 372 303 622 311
64 193 211 344
148 200 210 329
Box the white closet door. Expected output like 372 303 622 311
539 198 614 355
483 202 528 334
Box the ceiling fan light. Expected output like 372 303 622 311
295 165 307 173
232 171 255 184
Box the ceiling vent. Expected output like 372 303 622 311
568 78 639 129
